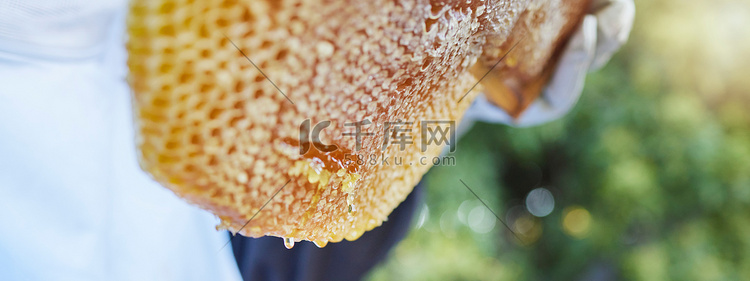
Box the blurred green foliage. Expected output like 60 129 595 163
367 0 750 280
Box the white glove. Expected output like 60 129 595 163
463 0 635 128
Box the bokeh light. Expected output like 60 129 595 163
525 187 555 217
467 205 496 234
562 206 592 239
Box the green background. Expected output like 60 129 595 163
367 0 750 280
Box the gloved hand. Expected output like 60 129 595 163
464 0 635 127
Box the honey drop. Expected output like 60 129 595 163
283 237 295 249
313 240 328 248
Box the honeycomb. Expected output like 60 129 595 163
126 0 587 245
476 0 591 116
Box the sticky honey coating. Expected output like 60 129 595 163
126 0 578 244
478 0 591 115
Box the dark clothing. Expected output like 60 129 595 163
231 183 423 281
